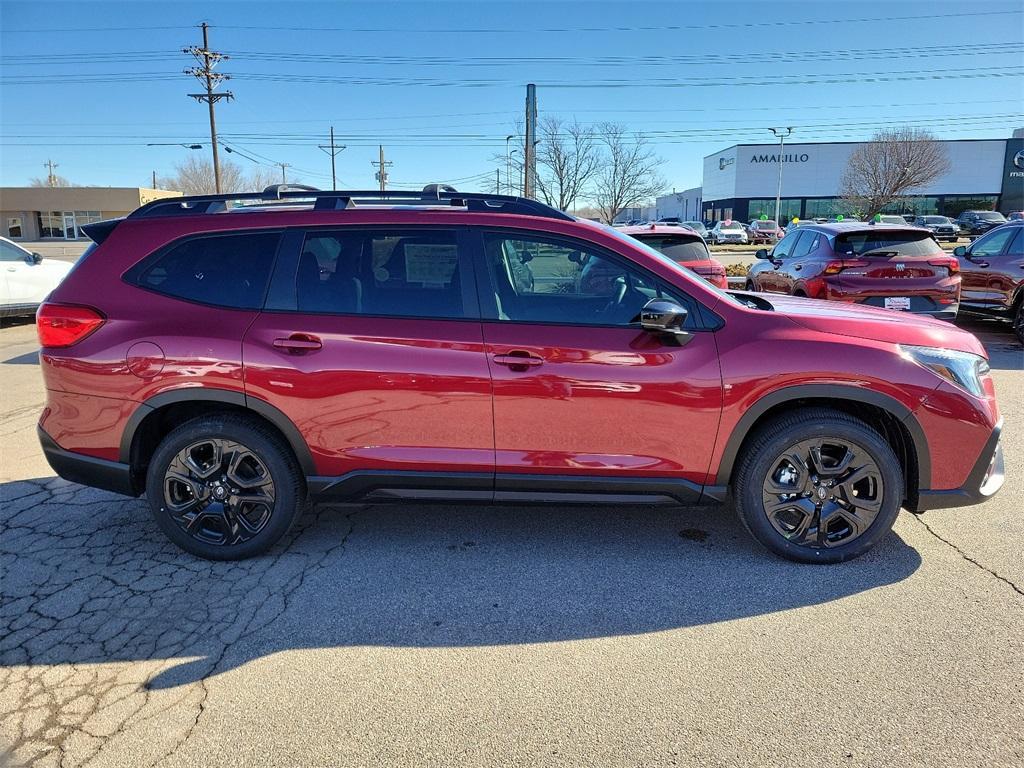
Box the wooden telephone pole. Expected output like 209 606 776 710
185 23 233 193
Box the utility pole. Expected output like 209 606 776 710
769 127 794 225
523 84 538 198
317 126 346 190
505 135 514 195
152 170 157 189
44 159 59 187
371 145 392 192
495 168 501 194
276 163 290 184
185 23 233 193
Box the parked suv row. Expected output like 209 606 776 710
37 187 1004 564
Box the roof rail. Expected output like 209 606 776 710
127 185 575 221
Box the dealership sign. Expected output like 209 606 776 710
749 153 810 164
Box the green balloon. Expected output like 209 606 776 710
836 215 845 221
760 214 768 221
873 213 882 222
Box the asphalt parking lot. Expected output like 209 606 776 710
1 315 1022 767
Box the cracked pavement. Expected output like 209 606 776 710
1 317 1022 767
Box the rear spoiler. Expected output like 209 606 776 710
81 217 123 245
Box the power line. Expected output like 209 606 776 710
184 23 233 192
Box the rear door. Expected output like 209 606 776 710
472 228 723 501
243 226 494 496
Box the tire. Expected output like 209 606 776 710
732 408 903 564
1014 299 1024 345
145 414 305 560
745 280 756 292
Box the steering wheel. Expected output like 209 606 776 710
601 276 629 318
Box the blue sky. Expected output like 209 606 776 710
1 0 1022 194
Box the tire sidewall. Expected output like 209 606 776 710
145 416 303 560
736 419 903 564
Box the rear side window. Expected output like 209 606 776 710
130 231 280 309
633 234 709 262
835 231 939 257
295 229 471 319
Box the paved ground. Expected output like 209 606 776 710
0 315 1021 767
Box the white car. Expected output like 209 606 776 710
1 237 73 318
708 220 749 245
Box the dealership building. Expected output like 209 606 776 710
0 187 182 241
699 135 1024 224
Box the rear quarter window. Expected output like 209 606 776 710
126 231 281 309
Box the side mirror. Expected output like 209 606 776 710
953 245 967 258
755 248 770 259
27 252 43 265
640 298 691 342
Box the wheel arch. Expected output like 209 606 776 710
120 389 316 488
714 384 930 503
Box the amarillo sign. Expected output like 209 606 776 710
750 153 810 164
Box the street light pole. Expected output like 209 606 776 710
769 127 794 225
505 135 514 195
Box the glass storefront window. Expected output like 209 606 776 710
749 199 800 223
37 212 63 238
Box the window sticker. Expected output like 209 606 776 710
404 244 458 287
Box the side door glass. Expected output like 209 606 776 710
480 232 694 328
970 227 1015 260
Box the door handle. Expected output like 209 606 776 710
273 334 322 353
794 263 803 270
493 351 544 370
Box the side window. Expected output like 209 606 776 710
971 227 1016 258
772 231 802 259
295 229 471 319
791 231 818 259
481 232 693 327
132 231 280 309
1006 228 1024 256
0 240 27 262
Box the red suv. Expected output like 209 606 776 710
746 222 961 320
36 187 1004 564
618 224 727 288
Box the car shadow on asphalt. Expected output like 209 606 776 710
0 476 922 691
956 318 1023 371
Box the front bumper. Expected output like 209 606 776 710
913 419 1005 511
38 426 138 497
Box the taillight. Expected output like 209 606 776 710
823 259 868 275
36 303 105 348
929 257 958 275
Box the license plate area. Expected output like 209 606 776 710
884 296 911 311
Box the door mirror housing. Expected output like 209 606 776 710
755 248 770 259
640 298 691 342
952 245 967 258
27 252 43 265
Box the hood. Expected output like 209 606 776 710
763 295 986 356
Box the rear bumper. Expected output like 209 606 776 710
912 419 1005 511
38 426 138 497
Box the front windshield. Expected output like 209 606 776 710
720 222 743 231
683 221 704 230
754 221 778 229
978 212 1006 221
924 216 950 224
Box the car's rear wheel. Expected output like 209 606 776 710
1014 299 1024 345
145 414 305 560
732 408 903 564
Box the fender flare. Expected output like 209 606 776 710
119 388 316 475
713 383 930 489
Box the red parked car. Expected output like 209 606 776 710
746 222 961 320
36 187 1003 564
955 220 1024 342
619 224 727 289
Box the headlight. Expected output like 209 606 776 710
899 345 990 397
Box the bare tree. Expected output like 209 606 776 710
589 123 667 224
157 157 297 194
534 117 600 211
29 175 75 187
839 127 950 217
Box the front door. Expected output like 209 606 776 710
960 226 1020 310
62 213 77 240
243 227 494 496
473 230 723 501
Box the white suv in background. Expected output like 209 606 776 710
708 220 749 245
1 237 73 318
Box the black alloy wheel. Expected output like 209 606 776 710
732 408 903 564
146 414 304 560
761 438 883 549
163 438 276 546
1014 301 1024 345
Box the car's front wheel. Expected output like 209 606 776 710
1014 299 1024 345
732 408 903 564
145 414 305 560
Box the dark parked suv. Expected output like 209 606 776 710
37 187 1004 564
957 210 1007 237
746 222 961 320
955 220 1024 342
